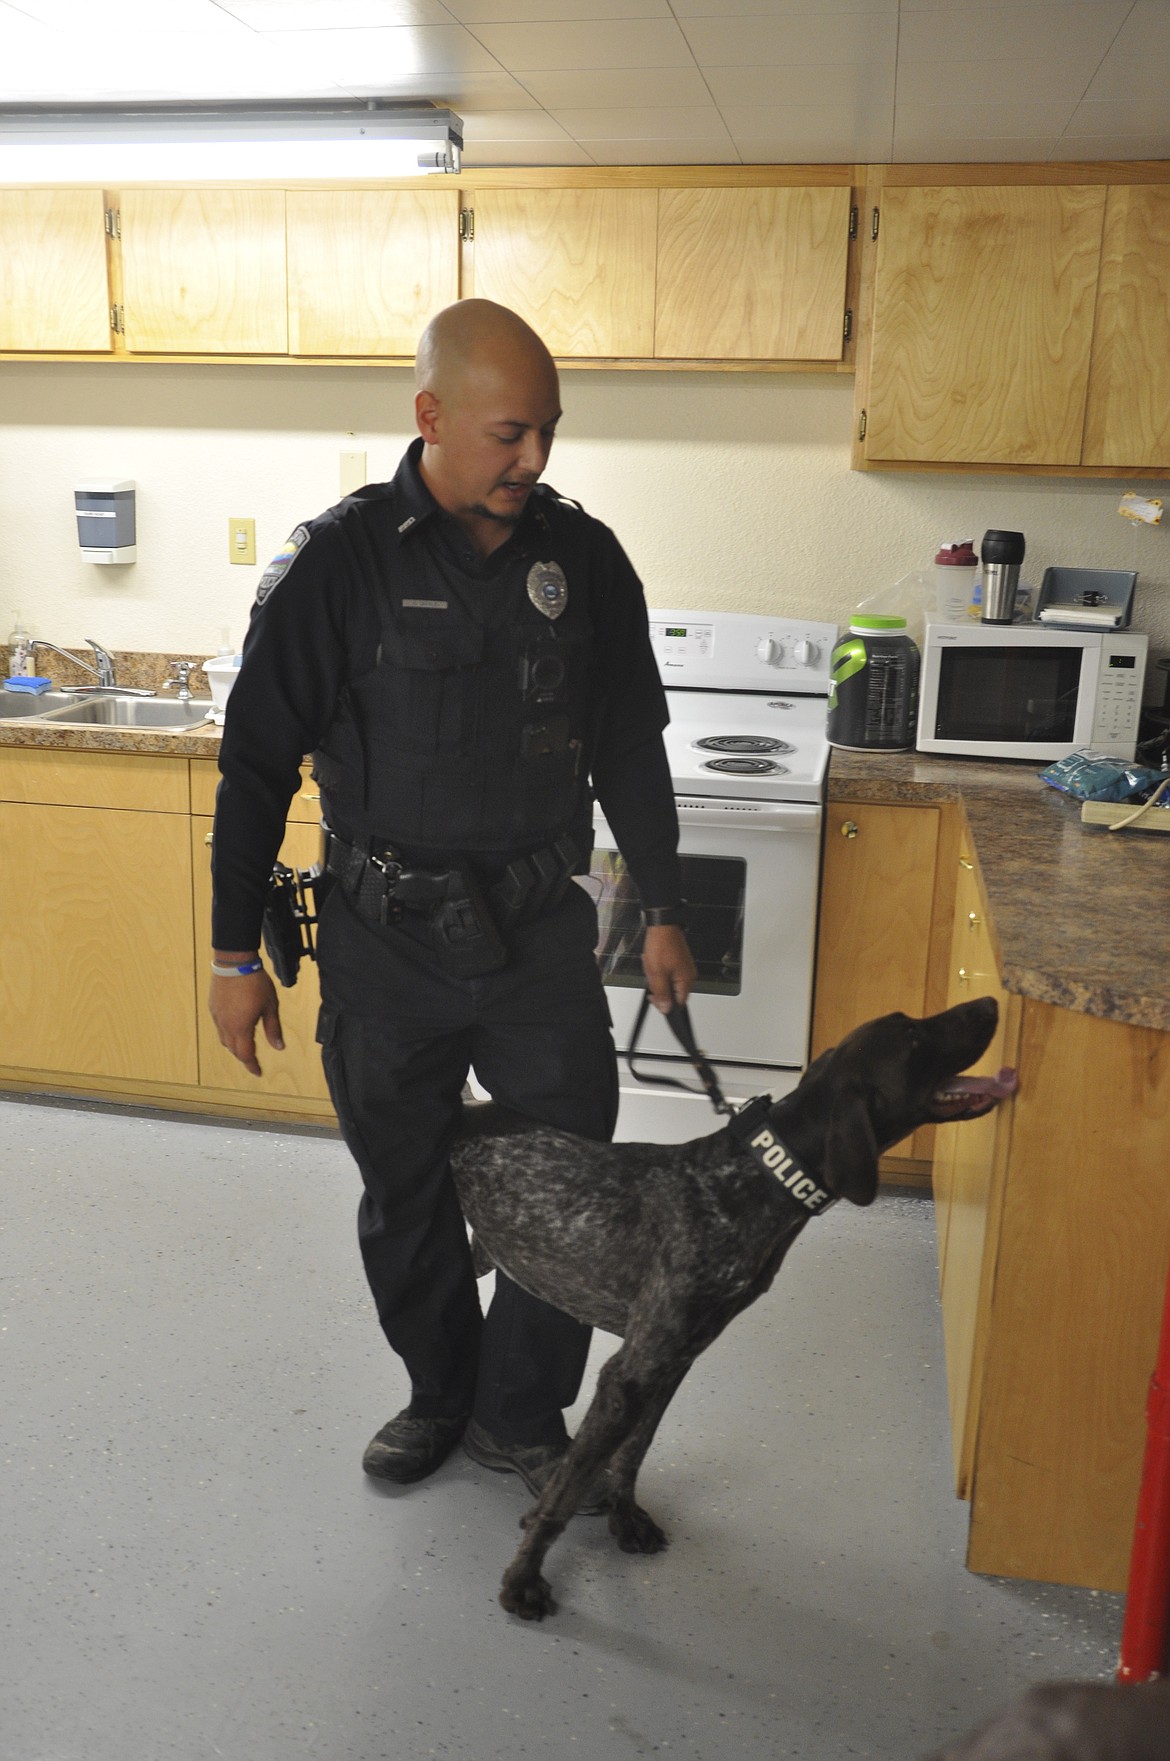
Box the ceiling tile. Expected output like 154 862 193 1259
446 0 670 19
1111 0 1170 55
520 66 711 107
262 23 500 77
468 18 694 71
1051 131 1170 159
1084 52 1170 102
463 137 594 164
1062 95 1170 135
723 103 894 160
896 55 1101 106
681 10 897 68
891 134 1068 162
221 0 454 27
14 0 239 25
461 108 577 140
671 0 896 12
894 98 1077 141
705 60 894 109
585 137 741 163
549 105 731 142
898 2 1132 63
332 69 539 105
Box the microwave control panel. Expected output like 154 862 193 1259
1089 635 1148 747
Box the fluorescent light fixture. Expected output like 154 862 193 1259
0 100 463 180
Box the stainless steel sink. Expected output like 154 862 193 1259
0 690 85 719
35 696 216 729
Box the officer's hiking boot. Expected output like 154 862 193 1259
362 1409 468 1484
462 1419 610 1515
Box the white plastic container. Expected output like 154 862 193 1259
202 655 242 717
932 541 978 621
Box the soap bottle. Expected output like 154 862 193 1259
7 616 32 677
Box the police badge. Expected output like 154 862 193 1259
526 561 568 620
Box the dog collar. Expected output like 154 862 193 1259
729 1097 837 1217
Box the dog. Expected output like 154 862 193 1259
450 996 1017 1619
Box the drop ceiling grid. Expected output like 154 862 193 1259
0 0 1164 165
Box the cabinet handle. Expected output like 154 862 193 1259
957 966 970 985
300 791 320 803
841 819 859 839
204 831 214 847
967 911 981 928
959 857 974 870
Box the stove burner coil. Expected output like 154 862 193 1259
694 734 795 756
700 756 789 776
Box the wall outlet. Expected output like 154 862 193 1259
229 517 256 565
340 450 367 497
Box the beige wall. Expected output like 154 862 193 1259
1 361 1167 685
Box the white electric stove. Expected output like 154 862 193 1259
588 609 838 1142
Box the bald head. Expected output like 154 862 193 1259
415 299 556 402
413 300 562 556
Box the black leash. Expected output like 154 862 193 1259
625 988 734 1115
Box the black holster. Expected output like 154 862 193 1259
262 862 322 988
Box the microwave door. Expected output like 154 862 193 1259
934 644 1083 744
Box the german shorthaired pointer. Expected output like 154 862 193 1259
451 996 1017 1619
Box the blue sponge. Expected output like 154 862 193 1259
4 676 52 693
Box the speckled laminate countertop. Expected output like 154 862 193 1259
828 749 1170 1034
0 716 221 758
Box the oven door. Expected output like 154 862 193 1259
587 797 823 1069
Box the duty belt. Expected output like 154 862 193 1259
323 829 581 934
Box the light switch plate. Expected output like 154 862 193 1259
340 450 367 497
229 517 256 566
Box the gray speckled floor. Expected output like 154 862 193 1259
2 1096 1122 1761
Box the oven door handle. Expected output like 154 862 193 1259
596 801 821 835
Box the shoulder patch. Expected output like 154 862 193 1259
255 524 311 605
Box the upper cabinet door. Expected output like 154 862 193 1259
472 188 657 358
0 189 112 352
865 185 1106 466
1082 186 1170 469
121 189 287 354
286 188 460 357
654 185 851 361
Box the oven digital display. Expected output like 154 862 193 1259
583 852 746 996
651 621 714 663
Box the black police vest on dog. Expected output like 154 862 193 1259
312 485 595 862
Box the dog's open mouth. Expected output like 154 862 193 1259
928 1067 1018 1120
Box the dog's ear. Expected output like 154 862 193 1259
823 1088 880 1207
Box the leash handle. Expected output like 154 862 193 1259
625 989 732 1116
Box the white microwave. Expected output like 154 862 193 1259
917 621 1148 762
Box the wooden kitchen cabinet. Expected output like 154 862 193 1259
811 800 950 1163
286 187 460 357
120 188 288 354
654 184 852 362
859 181 1107 467
471 187 658 359
1082 184 1170 468
0 188 113 353
0 752 197 1086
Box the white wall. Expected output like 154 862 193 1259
2 361 1168 684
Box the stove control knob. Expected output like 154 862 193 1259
792 638 818 667
756 636 783 665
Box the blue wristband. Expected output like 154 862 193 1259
211 958 263 977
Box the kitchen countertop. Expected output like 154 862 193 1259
828 749 1170 1033
0 715 221 757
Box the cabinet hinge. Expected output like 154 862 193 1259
459 207 475 241
858 408 867 442
849 204 858 240
109 303 124 335
871 206 880 241
104 206 121 239
843 308 853 345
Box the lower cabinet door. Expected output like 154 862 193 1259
193 817 332 1104
0 800 198 1084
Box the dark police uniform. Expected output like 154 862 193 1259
212 437 681 1446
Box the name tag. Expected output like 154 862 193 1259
401 599 448 610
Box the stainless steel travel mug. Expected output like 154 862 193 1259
980 530 1026 624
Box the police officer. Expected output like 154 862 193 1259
209 299 696 1499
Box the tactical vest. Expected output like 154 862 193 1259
313 488 596 864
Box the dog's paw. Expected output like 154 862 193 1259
609 1503 668 1554
499 1566 556 1620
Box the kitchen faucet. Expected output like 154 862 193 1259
30 638 154 696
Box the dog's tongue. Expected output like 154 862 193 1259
931 1066 1018 1118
